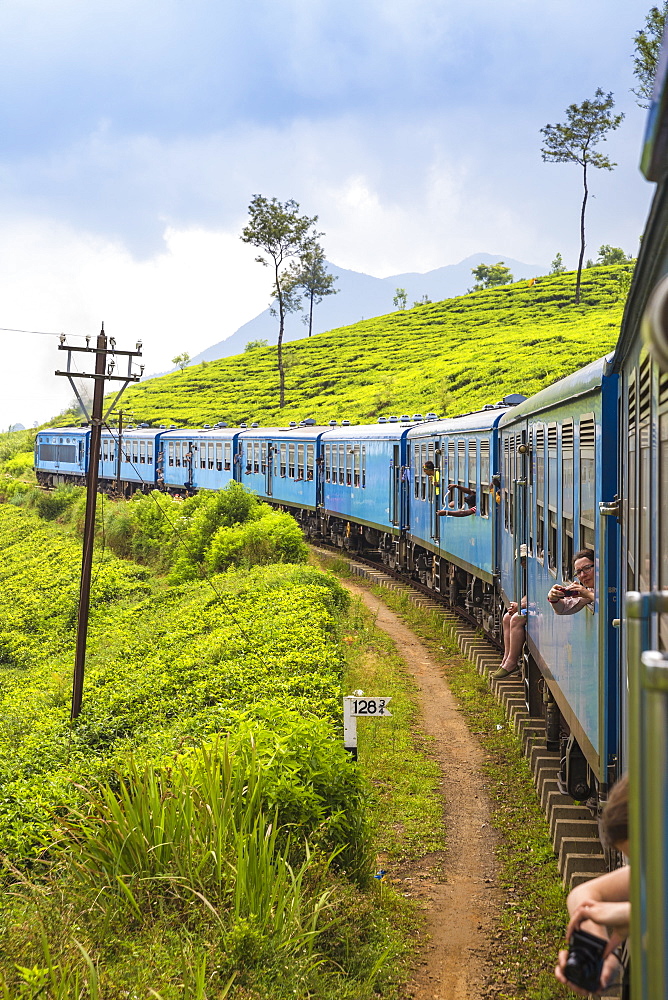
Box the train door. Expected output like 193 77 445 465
265 441 273 497
430 440 440 542
389 444 400 526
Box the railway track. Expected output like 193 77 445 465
311 544 608 891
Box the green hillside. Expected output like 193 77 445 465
75 266 630 428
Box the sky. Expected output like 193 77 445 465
0 0 659 430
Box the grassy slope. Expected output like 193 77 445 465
74 267 629 429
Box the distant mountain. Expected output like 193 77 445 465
187 253 547 365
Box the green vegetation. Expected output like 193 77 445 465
333 574 571 1000
0 488 453 998
64 266 632 428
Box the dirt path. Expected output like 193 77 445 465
343 581 501 1000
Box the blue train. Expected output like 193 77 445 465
33 48 668 998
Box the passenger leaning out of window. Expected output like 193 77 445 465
547 549 595 615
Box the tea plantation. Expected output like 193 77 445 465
63 265 633 430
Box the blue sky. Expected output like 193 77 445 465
0 0 659 428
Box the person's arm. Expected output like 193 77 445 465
554 868 629 994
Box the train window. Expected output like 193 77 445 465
362 445 366 487
168 442 174 467
288 444 295 478
132 440 139 465
297 443 304 481
252 442 258 474
140 440 146 464
200 442 207 469
562 421 574 578
307 444 314 481
479 439 490 517
447 440 455 486
638 358 652 593
353 445 360 487
339 445 345 485
175 442 182 467
260 442 266 474
216 443 223 472
414 444 420 499
535 426 545 561
457 440 465 492
579 414 596 553
503 436 510 529
420 443 426 499
343 444 350 486
225 442 231 470
547 424 558 573
102 439 108 462
207 443 213 470
280 443 287 477
428 442 435 502
325 444 331 482
147 441 153 466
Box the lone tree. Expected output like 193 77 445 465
596 245 630 266
172 352 191 372
550 253 567 274
632 3 668 109
241 195 320 407
541 90 624 304
282 246 338 337
393 288 407 310
469 261 514 291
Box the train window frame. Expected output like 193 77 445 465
638 357 652 594
547 423 558 575
414 444 420 500
353 444 360 487
339 444 345 485
503 435 510 529
224 442 231 471
102 439 108 463
467 438 476 509
168 442 175 467
216 442 223 472
147 441 153 466
535 425 545 563
140 440 146 465
325 443 331 483
279 443 287 477
297 443 304 481
361 444 366 488
346 443 353 487
479 438 490 517
579 413 596 554
561 420 574 579
659 376 668 648
306 443 314 481
200 441 207 469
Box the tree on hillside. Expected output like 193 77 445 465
281 246 338 337
550 253 567 274
632 3 668 108
393 288 407 310
244 339 269 352
412 294 432 307
540 90 624 305
241 195 320 407
468 261 514 292
596 245 631 266
172 352 191 372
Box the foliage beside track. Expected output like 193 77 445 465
61 265 633 429
0 497 417 998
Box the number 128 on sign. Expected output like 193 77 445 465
348 697 392 717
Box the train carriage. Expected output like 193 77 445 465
320 418 414 559
238 423 321 520
97 425 163 493
497 360 620 793
160 426 240 494
406 406 510 628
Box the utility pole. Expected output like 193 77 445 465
55 325 143 719
115 409 124 496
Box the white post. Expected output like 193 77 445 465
343 696 358 759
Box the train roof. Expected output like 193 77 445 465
498 356 611 425
320 421 416 440
407 406 512 437
237 425 324 440
158 426 239 440
37 426 89 437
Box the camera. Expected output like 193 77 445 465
564 928 607 993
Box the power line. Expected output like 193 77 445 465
0 327 91 339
